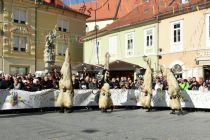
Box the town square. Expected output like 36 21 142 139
1 0 210 140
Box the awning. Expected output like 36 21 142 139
72 63 103 72
109 60 143 71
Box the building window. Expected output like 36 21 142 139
171 20 183 52
144 28 154 55
10 66 29 75
58 43 67 56
58 19 69 32
13 8 26 24
145 28 153 47
125 32 134 57
182 0 188 4
13 36 27 52
173 23 181 43
208 16 210 38
109 36 117 59
206 14 210 48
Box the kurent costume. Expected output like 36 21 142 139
98 83 113 112
139 59 152 112
56 48 74 113
98 53 113 112
161 67 183 115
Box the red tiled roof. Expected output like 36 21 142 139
86 0 205 37
44 0 70 9
117 0 141 19
158 0 203 14
70 0 140 22
43 0 89 17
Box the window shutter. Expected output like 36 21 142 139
109 36 117 58
58 20 62 31
19 9 26 23
13 9 19 21
13 36 19 49
20 37 26 51
63 20 69 32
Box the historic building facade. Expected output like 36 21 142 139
83 0 160 77
158 1 210 79
83 0 210 79
0 0 88 74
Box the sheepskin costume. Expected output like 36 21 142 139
139 62 152 111
98 52 113 112
98 83 113 112
161 67 183 115
56 48 74 113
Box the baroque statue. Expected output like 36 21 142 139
44 29 57 72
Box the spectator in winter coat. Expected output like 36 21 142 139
0 74 13 89
41 76 53 89
179 79 190 90
89 78 99 89
188 77 199 90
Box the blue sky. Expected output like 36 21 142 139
63 0 95 5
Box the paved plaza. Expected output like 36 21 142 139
0 109 210 140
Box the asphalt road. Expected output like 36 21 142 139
0 108 210 140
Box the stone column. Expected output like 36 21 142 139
44 30 56 73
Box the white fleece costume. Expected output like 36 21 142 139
161 67 182 114
56 48 74 109
98 83 113 111
98 52 113 112
139 62 152 109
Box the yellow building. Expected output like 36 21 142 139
0 0 88 75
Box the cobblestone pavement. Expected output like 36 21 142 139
0 109 210 140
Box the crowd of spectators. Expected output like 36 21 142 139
177 77 210 92
152 76 210 92
0 69 61 91
0 71 143 91
72 75 143 90
0 70 209 92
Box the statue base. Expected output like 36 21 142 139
44 62 55 73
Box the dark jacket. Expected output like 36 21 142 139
0 80 13 89
41 80 53 89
